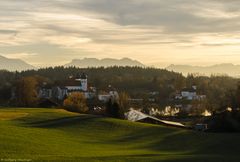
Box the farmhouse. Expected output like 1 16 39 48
125 109 185 128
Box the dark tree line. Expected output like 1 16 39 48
0 67 240 112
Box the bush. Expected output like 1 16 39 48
63 92 88 113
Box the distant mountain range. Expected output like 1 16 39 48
0 55 35 71
166 63 240 77
2 54 240 77
64 58 145 68
0 56 145 71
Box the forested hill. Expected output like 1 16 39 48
1 66 238 94
16 66 183 91
0 66 240 111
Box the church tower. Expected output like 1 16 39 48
80 73 88 91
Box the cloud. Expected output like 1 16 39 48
1 52 37 59
0 30 17 34
55 0 240 33
0 0 240 66
1 0 240 46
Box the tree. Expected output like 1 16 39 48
105 92 130 119
0 85 12 102
174 74 185 91
63 92 88 113
105 98 121 118
15 76 38 107
236 81 240 109
189 99 207 116
118 92 130 118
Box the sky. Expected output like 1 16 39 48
0 0 240 67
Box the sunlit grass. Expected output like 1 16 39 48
0 108 239 162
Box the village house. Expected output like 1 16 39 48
98 91 119 102
181 87 197 100
175 86 206 101
39 86 68 100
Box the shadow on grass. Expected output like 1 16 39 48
14 112 240 162
33 154 183 162
23 115 101 128
111 124 240 160
39 154 233 162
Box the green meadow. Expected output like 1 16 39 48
0 108 239 162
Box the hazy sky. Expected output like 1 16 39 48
0 0 240 67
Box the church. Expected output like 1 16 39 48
65 73 88 92
38 73 96 100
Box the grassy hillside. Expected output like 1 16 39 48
0 108 240 162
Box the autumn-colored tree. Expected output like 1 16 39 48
63 92 88 113
118 92 130 118
15 76 38 107
189 99 207 116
